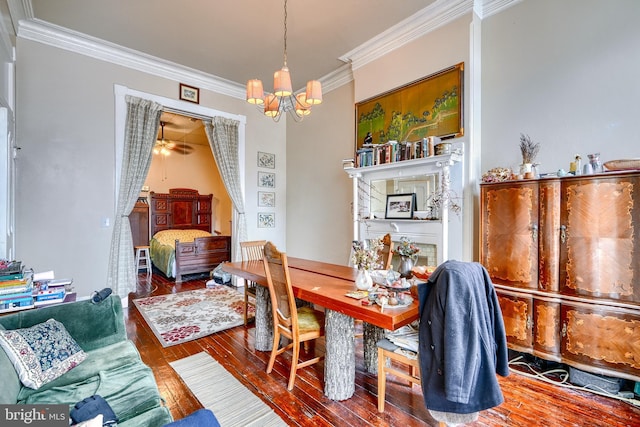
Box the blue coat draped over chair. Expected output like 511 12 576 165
418 260 509 414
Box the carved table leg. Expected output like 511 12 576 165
363 322 385 374
254 286 273 352
324 309 355 400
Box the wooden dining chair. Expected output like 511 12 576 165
239 240 267 326
263 241 325 390
379 233 394 270
377 338 421 413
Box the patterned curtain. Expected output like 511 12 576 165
204 117 247 261
108 96 163 297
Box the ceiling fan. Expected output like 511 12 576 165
154 121 194 156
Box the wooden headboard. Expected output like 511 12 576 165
149 188 213 237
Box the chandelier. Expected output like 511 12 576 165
245 0 322 121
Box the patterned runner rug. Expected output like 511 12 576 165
133 286 251 347
170 352 287 427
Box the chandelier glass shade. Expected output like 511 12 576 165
245 0 322 121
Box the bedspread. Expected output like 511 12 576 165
149 229 212 277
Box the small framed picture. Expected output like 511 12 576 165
258 152 275 169
179 83 200 104
258 171 275 188
258 212 275 228
258 191 275 207
385 193 416 219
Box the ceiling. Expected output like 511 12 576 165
27 0 438 92
158 111 208 151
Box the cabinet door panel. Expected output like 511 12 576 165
533 299 561 359
481 183 538 289
497 291 533 352
538 180 561 292
561 303 640 380
560 175 640 302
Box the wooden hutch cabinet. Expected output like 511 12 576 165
480 171 640 381
130 198 150 249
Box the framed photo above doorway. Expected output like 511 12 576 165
179 83 200 104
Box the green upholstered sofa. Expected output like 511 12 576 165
0 295 174 426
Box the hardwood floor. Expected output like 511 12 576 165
127 273 640 426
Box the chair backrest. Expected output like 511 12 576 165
379 233 394 270
262 242 297 334
240 240 267 262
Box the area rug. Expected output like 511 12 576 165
170 352 287 427
133 287 252 347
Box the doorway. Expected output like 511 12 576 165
145 111 233 236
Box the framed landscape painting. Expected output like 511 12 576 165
355 62 464 152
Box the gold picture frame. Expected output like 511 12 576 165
355 62 464 153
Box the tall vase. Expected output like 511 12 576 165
355 268 373 290
398 256 415 278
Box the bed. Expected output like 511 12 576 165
149 188 231 283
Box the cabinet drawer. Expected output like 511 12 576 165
561 302 640 381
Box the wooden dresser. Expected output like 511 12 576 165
130 198 150 249
480 171 640 381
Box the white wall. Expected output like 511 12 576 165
286 82 355 264
15 39 286 298
481 0 640 174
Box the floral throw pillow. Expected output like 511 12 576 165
0 318 87 389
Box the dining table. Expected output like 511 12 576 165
222 257 419 401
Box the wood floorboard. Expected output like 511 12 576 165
127 273 640 426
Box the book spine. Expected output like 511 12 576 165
0 279 29 288
0 298 34 312
34 297 66 307
0 285 29 295
0 298 33 310
0 273 23 281
0 291 33 301
35 291 66 301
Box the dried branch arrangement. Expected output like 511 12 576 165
519 133 540 164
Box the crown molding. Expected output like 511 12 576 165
6 0 32 34
339 0 473 70
475 0 523 19
320 62 353 93
17 18 247 100
12 0 521 99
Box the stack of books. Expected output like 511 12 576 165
355 136 442 168
0 261 34 313
33 278 72 306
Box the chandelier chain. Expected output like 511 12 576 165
283 0 288 67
